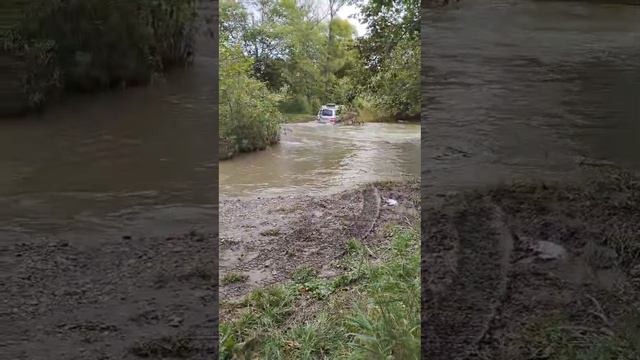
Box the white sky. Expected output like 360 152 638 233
336 3 368 38
243 0 368 38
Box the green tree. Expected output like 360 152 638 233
355 0 419 71
220 0 420 129
323 0 348 98
366 37 420 117
219 42 283 156
351 0 420 118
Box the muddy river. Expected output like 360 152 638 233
219 122 421 198
423 0 640 192
0 30 217 244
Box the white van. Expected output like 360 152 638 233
317 104 341 124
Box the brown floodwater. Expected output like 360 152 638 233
219 122 421 198
423 0 640 192
0 32 217 243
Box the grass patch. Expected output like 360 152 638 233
260 228 282 237
221 272 249 286
220 224 420 359
524 308 640 360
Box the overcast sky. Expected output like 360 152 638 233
336 2 368 37
243 0 369 38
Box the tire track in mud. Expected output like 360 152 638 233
472 206 514 355
424 173 640 360
423 196 514 360
351 185 381 241
220 183 419 301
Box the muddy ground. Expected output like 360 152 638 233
422 168 640 359
2 231 218 359
219 181 420 307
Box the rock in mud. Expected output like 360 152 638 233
534 240 567 261
168 316 184 328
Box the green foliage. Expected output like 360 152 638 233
221 0 360 114
280 93 314 114
352 0 421 119
219 42 284 156
3 33 61 110
345 226 421 359
524 309 640 360
365 37 420 118
291 266 318 284
219 0 420 153
355 0 420 71
144 0 198 68
283 113 315 123
4 0 197 108
221 272 249 285
220 224 420 359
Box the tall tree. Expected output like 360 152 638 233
354 0 419 71
324 0 348 99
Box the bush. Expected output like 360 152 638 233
280 94 313 115
220 44 284 156
3 0 197 110
366 38 420 119
3 33 61 111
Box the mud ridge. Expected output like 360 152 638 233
352 185 381 240
470 205 515 358
423 197 513 359
423 171 640 359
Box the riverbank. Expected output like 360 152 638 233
219 181 420 357
0 0 210 117
221 221 420 359
284 113 316 123
3 229 218 359
220 181 419 299
423 167 640 359
282 111 421 125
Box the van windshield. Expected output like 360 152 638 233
321 109 334 116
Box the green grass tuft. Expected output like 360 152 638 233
524 308 640 360
220 224 420 359
260 228 282 237
221 272 249 285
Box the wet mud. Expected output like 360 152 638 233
422 1 640 358
219 181 420 305
1 2 218 359
2 230 217 359
422 169 640 359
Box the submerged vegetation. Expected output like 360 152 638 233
220 0 420 158
220 224 420 359
1 0 198 114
